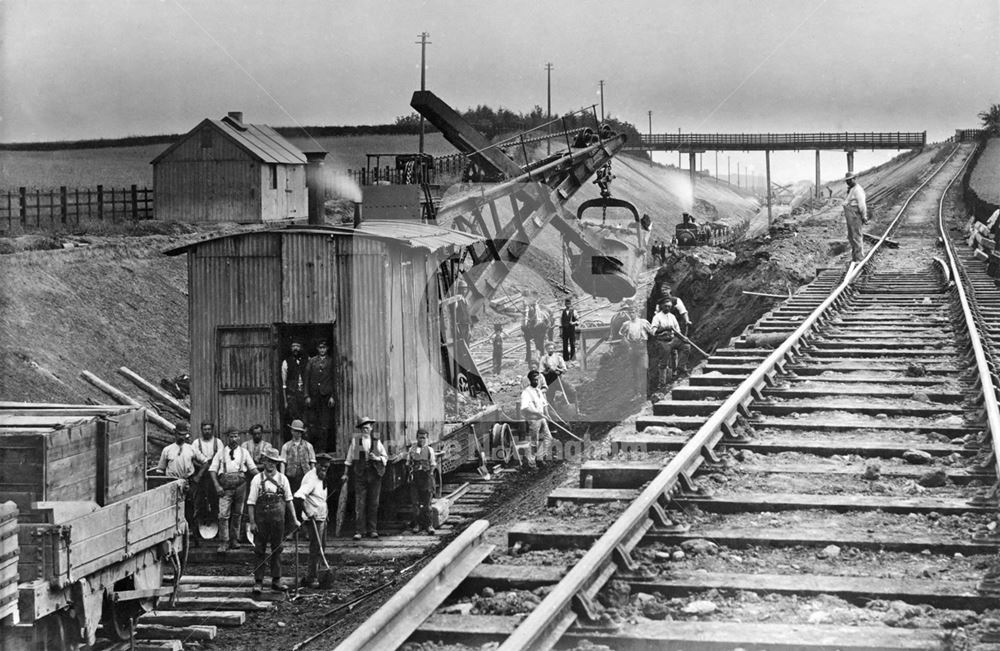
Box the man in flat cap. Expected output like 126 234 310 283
280 419 316 496
246 449 299 594
343 417 388 540
305 339 336 452
843 171 869 266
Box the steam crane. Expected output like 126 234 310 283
411 91 645 317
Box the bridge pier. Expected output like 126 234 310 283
815 150 821 199
688 151 697 190
846 150 855 174
765 150 772 229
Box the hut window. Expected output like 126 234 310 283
200 128 212 149
269 164 278 189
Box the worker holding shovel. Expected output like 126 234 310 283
294 453 335 588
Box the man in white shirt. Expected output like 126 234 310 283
541 343 577 406
155 424 201 538
209 428 258 552
191 422 223 543
651 300 682 391
520 370 552 467
618 307 654 397
294 453 334 588
844 171 868 264
247 450 299 594
342 417 388 540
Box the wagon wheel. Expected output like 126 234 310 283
101 593 145 642
38 611 78 650
492 423 517 466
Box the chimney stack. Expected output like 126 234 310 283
227 111 243 124
353 202 363 228
304 151 327 225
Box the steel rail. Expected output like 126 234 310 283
933 149 1000 480
333 520 493 651
497 147 964 651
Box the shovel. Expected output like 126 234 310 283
334 477 350 538
309 519 335 588
469 424 491 480
292 528 301 598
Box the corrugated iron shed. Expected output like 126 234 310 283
164 221 483 257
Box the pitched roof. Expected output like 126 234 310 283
151 115 310 165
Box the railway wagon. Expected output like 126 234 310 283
0 404 187 649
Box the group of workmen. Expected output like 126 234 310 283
616 286 693 397
155 417 438 593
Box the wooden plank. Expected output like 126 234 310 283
612 433 966 458
158 596 272 611
578 462 661 489
547 487 637 506
459 564 564 594
630 571 1000 610
177 587 286 602
414 616 943 648
135 624 216 641
672 492 993 515
118 366 191 418
140 610 245 627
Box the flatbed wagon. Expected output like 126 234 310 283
0 404 186 649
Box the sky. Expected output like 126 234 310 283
1 0 998 182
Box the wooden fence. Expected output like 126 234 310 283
0 185 153 233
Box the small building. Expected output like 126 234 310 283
164 222 483 480
151 112 309 224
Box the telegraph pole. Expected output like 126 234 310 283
677 127 681 168
546 62 553 155
648 110 653 167
416 31 431 153
598 80 605 123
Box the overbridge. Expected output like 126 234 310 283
627 131 926 224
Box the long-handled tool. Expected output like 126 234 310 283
335 475 350 537
469 424 491 480
309 519 335 588
674 331 711 359
292 528 301 598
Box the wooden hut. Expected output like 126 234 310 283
151 112 309 224
164 222 483 484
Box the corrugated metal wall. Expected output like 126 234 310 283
187 231 448 457
188 234 282 445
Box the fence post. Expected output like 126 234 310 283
19 187 26 225
97 185 104 221
131 185 138 221
60 186 68 224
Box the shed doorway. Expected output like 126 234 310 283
276 324 336 450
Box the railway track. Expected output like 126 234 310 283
335 142 1000 650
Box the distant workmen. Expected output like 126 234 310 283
521 292 548 366
282 340 308 425
651 300 683 392
247 450 299 594
660 286 693 375
304 339 336 452
191 422 222 543
241 424 276 467
559 298 579 361
155 422 199 539
541 343 577 405
618 307 655 398
209 428 258 553
343 417 388 540
406 428 437 535
280 419 316 496
492 323 505 375
520 370 552 467
843 171 869 264
294 452 334 588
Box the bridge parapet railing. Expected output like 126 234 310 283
639 131 926 150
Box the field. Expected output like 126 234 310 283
0 133 457 190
